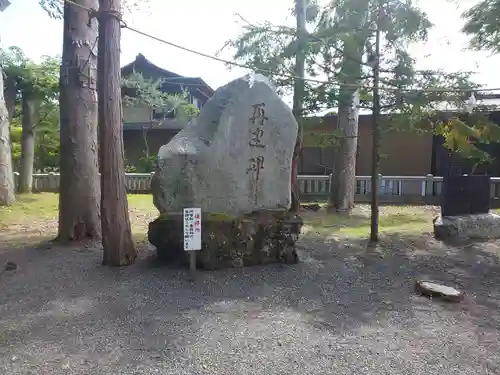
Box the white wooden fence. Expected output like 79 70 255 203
13 172 500 204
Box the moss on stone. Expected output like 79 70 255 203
156 211 234 223
149 209 302 269
157 212 185 221
158 213 169 220
204 212 235 222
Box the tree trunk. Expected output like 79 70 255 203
329 27 367 213
98 0 137 266
290 137 301 211
18 94 36 193
290 0 307 213
3 74 17 162
328 2 370 213
142 127 150 157
0 68 15 205
57 0 101 241
330 87 360 212
3 75 17 121
370 10 382 243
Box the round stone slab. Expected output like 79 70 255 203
415 280 464 302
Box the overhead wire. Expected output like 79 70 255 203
50 0 500 95
122 23 500 94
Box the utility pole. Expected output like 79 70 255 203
370 5 382 243
290 0 307 213
98 0 137 266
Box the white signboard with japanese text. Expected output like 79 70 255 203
183 208 201 251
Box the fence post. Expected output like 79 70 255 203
424 174 434 197
47 172 57 192
149 172 155 190
13 172 19 192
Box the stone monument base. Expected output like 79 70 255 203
433 213 500 240
148 209 303 270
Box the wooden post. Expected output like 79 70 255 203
370 4 382 243
98 0 137 266
189 251 197 280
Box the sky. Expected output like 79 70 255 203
1 0 500 93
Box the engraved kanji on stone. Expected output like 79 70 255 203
249 127 265 148
246 156 265 174
249 103 268 126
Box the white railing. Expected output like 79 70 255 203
297 174 445 201
13 172 500 202
13 172 154 193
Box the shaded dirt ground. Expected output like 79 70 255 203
1 231 499 375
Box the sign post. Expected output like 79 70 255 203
183 208 202 279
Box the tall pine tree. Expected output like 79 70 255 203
223 0 487 210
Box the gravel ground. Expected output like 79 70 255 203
0 234 499 375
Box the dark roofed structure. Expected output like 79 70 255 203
121 54 216 168
121 53 215 106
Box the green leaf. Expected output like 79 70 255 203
121 72 199 121
462 0 500 53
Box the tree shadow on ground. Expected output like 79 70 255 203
0 232 499 374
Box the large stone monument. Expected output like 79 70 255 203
148 74 302 269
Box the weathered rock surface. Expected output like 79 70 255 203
150 73 298 216
434 213 500 240
148 210 303 270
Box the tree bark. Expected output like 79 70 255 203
3 75 17 122
0 68 16 205
328 2 370 213
330 87 360 212
370 12 382 243
57 0 101 241
290 0 307 213
18 94 36 193
98 0 137 266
